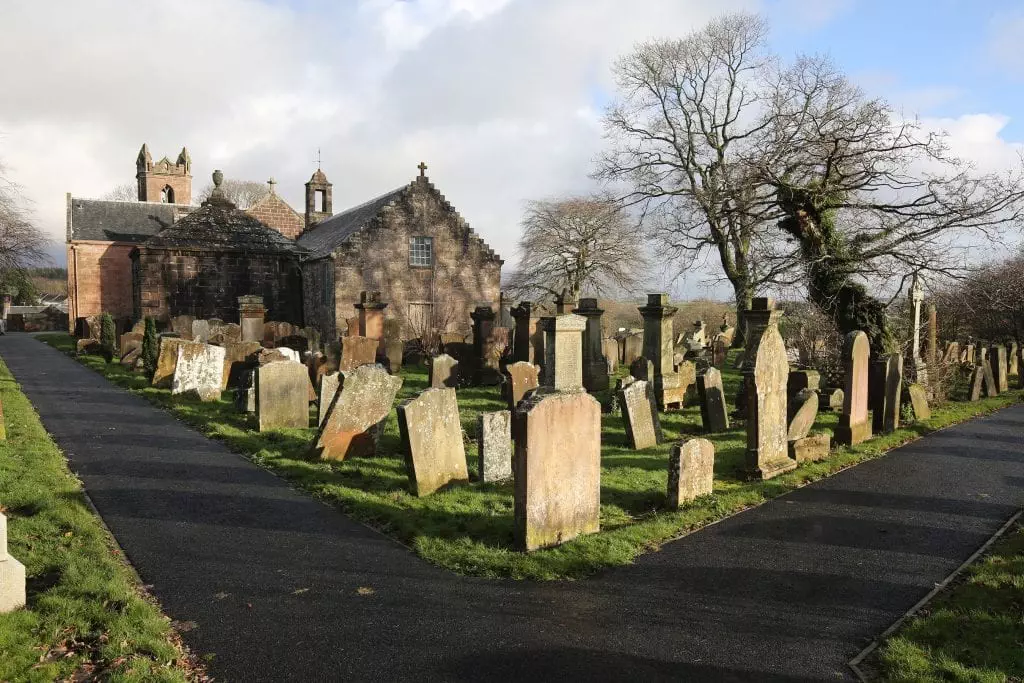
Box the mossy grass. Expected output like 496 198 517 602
876 522 1024 682
37 332 1022 581
0 355 198 682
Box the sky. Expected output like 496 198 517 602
1 0 1022 299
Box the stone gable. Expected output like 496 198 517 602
246 192 305 240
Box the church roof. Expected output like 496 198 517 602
68 198 192 243
297 186 407 258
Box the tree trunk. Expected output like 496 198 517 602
732 286 753 349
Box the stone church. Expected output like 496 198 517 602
66 145 502 339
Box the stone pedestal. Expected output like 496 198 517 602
510 301 544 366
238 295 265 344
470 306 502 385
639 293 684 410
355 290 387 354
539 314 587 392
573 298 609 393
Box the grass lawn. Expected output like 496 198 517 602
0 356 199 682
877 521 1024 682
37 332 1022 581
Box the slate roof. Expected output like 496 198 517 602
140 194 308 255
68 199 192 243
296 186 407 258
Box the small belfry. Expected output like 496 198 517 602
304 154 333 229
135 143 192 204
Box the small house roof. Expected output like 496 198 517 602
68 199 192 242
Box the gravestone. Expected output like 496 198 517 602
942 341 960 364
968 366 985 401
787 370 821 399
0 514 26 613
629 356 653 382
238 295 265 343
120 347 141 368
620 380 663 450
787 389 818 442
318 372 340 426
963 344 975 364
789 433 831 463
172 342 226 402
835 331 872 446
989 345 1008 393
696 367 729 433
355 290 387 352
191 319 211 344
1008 342 1019 377
666 438 714 509
505 361 539 410
983 363 999 397
385 339 404 374
539 313 587 391
639 294 686 409
510 301 544 365
170 315 194 340
744 303 794 480
397 388 469 496
513 390 601 551
477 410 512 483
602 339 619 374
872 355 903 435
340 335 378 372
119 331 143 358
470 306 502 385
314 364 402 461
623 333 643 366
429 354 459 388
710 337 728 367
256 361 309 431
905 383 931 421
209 321 241 345
151 337 188 388
573 298 610 392
819 388 844 412
221 341 263 389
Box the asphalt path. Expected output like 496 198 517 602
2 333 1021 681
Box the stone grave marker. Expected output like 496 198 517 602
983 362 999 397
191 319 211 343
505 361 539 411
119 331 143 358
221 341 263 389
872 355 903 435
256 361 310 431
835 331 871 446
385 339 404 374
990 345 1009 393
339 335 378 372
744 308 794 480
172 342 226 401
629 356 652 382
170 315 194 340
513 390 601 552
477 410 512 483
787 388 818 442
819 388 844 412
666 438 714 509
238 295 265 343
905 383 931 421
397 388 469 496
318 372 340 426
314 364 402 461
968 366 985 401
787 370 820 399
429 354 459 388
620 380 662 450
696 367 729 433
1008 341 1019 376
152 337 188 388
539 313 587 392
0 514 26 613
789 433 831 463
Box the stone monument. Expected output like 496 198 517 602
573 298 610 392
743 299 795 480
835 331 872 446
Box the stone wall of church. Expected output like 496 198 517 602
246 194 305 240
133 248 304 325
302 179 501 340
66 241 137 330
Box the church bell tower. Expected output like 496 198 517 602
136 144 192 205
304 166 333 229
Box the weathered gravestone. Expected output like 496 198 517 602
835 331 872 446
340 335 378 373
787 389 818 442
429 354 459 388
905 383 931 421
540 314 587 392
256 361 309 431
384 339 404 374
710 337 728 367
397 388 469 496
119 331 143 358
191 319 211 344
943 341 960 364
172 342 226 401
318 372 340 426
872 355 903 435
968 366 985 401
573 298 609 392
620 380 663 450
744 306 794 480
1009 342 1019 377
209 321 241 345
470 306 502 385
170 315 194 340
697 367 729 433
819 388 844 412
151 337 188 388
623 333 643 367
313 364 402 461
238 295 265 343
0 514 26 613
639 294 688 410
629 356 653 382
789 433 831 464
477 410 512 483
513 390 601 551
666 438 714 509
989 345 1009 393
504 361 539 411
221 341 263 390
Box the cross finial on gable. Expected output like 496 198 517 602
267 177 277 195
418 161 428 177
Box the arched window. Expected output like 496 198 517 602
161 186 175 203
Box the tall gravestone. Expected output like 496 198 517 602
620 380 663 449
743 302 794 480
355 290 387 353
513 390 601 551
573 298 609 392
0 513 26 613
397 388 469 496
878 354 903 434
318 371 340 426
238 295 265 344
1008 341 1019 377
989 345 1009 393
835 331 872 446
639 293 685 409
667 438 715 509
539 314 586 392
927 304 938 370
151 337 188 388
908 275 928 386
340 335 378 373
510 301 543 365
696 367 729 433
504 361 539 410
470 305 502 385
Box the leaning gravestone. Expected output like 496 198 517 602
256 361 310 431
314 364 403 461
318 372 340 426
818 388 844 412
1008 342 1019 377
872 355 903 435
905 383 931 421
697 367 729 433
429 354 459 388
744 314 794 480
221 341 263 390
983 362 999 398
477 411 512 483
620 380 662 450
340 335 378 372
171 342 226 402
666 438 714 509
513 390 601 551
505 361 540 410
787 389 818 442
119 331 143 358
968 366 985 401
151 337 188 388
0 513 26 613
397 388 469 496
835 331 871 446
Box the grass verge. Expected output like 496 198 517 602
876 521 1024 682
0 355 201 682
36 332 1022 581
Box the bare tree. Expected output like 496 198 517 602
933 249 1024 344
101 183 138 201
0 160 51 300
505 194 649 301
196 178 270 209
597 13 789 345
750 54 1024 353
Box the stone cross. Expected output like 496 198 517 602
418 161 428 177
910 274 924 362
267 177 277 195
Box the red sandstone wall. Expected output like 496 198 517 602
246 195 305 240
67 241 138 328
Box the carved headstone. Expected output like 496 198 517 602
539 314 587 392
470 306 502 385
170 315 195 340
429 354 459 388
191 319 211 344
256 361 309 431
477 410 512 483
1008 342 1019 377
666 438 714 509
151 337 188 388
340 335 378 373
620 380 663 450
314 365 402 461
505 361 539 410
0 514 26 613
397 388 469 496
318 372 340 426
968 366 985 401
905 383 931 421
221 341 262 389
639 294 686 410
787 389 818 442
835 331 871 446
238 295 265 343
513 391 601 551
744 304 794 480
872 355 903 435
119 331 143 358
573 298 610 392
696 367 729 433
171 342 226 401
789 433 831 463
209 322 242 345
989 345 1009 393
